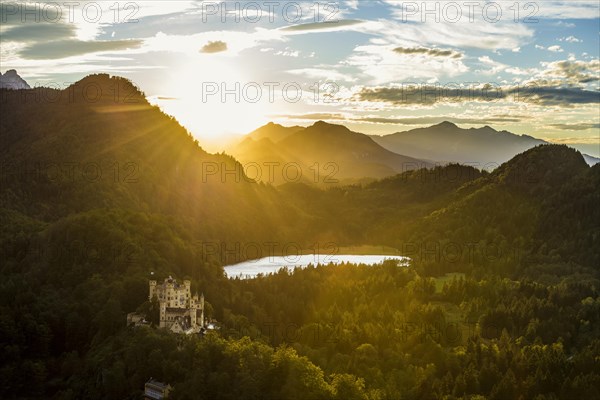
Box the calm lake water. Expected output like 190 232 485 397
224 254 409 279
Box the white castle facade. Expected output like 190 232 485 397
149 276 205 334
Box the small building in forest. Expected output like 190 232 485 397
144 379 171 399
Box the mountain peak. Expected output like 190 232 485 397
257 121 283 130
434 121 458 129
66 74 146 104
0 69 30 90
494 144 588 195
247 122 303 143
309 120 350 132
481 125 497 133
312 120 332 127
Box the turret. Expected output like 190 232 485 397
190 294 197 327
149 280 157 301
200 293 205 328
159 302 167 328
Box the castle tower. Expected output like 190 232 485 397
166 276 175 307
149 280 157 301
190 292 198 326
200 293 205 328
159 301 167 328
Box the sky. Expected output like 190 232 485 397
1 0 599 153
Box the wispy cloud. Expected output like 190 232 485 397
346 43 468 84
393 47 463 59
281 20 364 33
355 84 600 107
547 123 600 131
20 39 143 60
275 113 526 125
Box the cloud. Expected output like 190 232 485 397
345 0 359 10
406 21 530 50
1 1 197 42
275 47 300 57
355 84 600 107
287 67 355 82
513 86 600 106
382 0 599 20
523 1 600 19
549 137 600 146
541 59 600 84
200 40 228 53
548 45 564 53
19 39 143 60
376 2 534 50
477 56 508 75
347 42 468 84
560 36 583 43
547 123 600 131
281 19 364 32
144 29 284 57
275 113 525 125
275 113 347 120
354 116 524 125
1 23 76 42
356 85 503 105
393 47 463 59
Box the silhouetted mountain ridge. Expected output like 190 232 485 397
229 121 430 184
370 121 551 166
247 122 303 142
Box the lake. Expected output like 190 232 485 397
224 254 409 279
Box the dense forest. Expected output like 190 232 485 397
1 75 599 399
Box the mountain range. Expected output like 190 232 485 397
370 121 600 167
228 121 429 185
371 121 542 166
3 73 597 266
229 120 599 184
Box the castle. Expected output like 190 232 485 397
149 276 205 334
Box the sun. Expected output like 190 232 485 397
154 56 270 144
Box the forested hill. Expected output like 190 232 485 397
273 145 599 275
1 74 308 268
2 74 598 281
2 75 598 281
1 75 599 399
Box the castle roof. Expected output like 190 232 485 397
156 276 189 290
